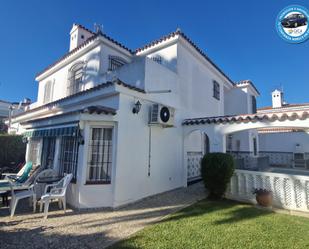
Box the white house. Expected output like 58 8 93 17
11 24 307 209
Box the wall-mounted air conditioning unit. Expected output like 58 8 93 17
149 104 175 127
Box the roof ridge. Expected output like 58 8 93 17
74 23 96 35
36 27 134 78
135 29 234 85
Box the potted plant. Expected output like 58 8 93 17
253 188 272 207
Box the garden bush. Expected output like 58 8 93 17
201 152 235 199
0 134 26 170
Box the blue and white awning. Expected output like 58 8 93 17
24 125 78 138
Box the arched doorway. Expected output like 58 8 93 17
184 130 210 183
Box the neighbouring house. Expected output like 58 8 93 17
9 24 309 209
0 100 11 132
257 89 309 170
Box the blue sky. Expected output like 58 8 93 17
0 0 308 107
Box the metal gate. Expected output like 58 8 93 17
187 151 203 182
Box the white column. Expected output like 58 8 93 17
52 138 61 172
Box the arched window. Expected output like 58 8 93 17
43 80 54 104
67 62 85 95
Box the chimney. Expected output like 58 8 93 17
69 24 93 51
272 89 284 108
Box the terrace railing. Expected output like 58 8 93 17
227 169 309 212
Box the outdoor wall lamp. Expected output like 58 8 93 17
132 100 142 114
22 136 28 144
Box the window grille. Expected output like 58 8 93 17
59 136 79 180
87 127 113 184
28 138 41 166
151 56 162 64
108 56 126 71
67 62 84 95
213 80 220 100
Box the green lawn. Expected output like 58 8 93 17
110 200 309 249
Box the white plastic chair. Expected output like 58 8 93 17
39 173 73 219
9 183 36 217
9 168 57 217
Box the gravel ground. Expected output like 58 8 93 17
0 182 206 249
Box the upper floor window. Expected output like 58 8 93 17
252 96 257 113
108 55 126 71
67 62 85 95
43 80 54 104
213 80 220 100
150 55 162 64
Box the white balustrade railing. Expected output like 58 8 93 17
227 169 309 212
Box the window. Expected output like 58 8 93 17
252 96 257 113
253 137 257 156
108 55 126 71
213 80 220 100
227 135 233 152
43 80 54 104
67 62 84 95
41 137 56 169
28 138 41 166
87 127 113 184
59 136 79 180
150 55 162 64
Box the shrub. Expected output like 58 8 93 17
201 152 235 199
0 134 26 170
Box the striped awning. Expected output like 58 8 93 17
24 125 78 138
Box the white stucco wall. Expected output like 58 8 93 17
37 41 132 106
112 93 184 207
259 131 309 153
177 43 226 118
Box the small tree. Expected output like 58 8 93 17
201 153 235 199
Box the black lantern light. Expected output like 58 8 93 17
22 136 28 144
132 100 142 114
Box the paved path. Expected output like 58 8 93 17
0 182 206 249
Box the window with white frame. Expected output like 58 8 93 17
67 62 84 96
43 80 54 104
213 80 220 100
87 127 113 184
59 136 79 181
253 137 258 156
108 55 126 71
252 95 257 114
28 138 41 166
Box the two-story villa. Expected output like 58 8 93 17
9 24 260 208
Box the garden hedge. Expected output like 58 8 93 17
201 152 235 199
0 134 26 169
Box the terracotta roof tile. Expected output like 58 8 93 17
182 108 309 126
258 103 309 111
